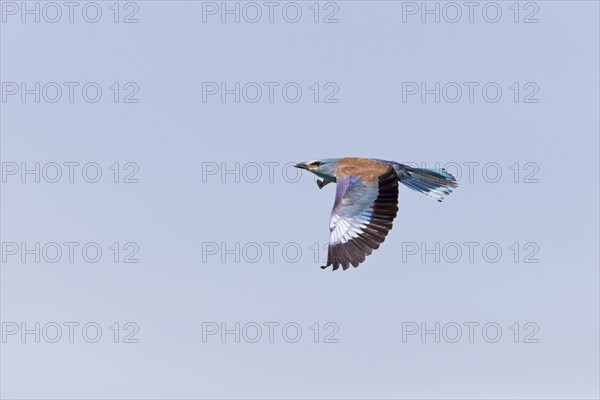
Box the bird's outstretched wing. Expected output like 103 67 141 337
324 159 399 270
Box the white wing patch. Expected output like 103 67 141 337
329 212 370 245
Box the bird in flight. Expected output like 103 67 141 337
295 158 458 271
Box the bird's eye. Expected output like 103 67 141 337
312 161 322 167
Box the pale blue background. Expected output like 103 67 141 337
1 1 599 399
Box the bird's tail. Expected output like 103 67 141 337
397 165 458 202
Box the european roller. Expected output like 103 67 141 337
295 158 458 271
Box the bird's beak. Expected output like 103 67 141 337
294 163 308 170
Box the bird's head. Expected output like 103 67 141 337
294 158 338 180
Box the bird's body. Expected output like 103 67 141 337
295 157 458 271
